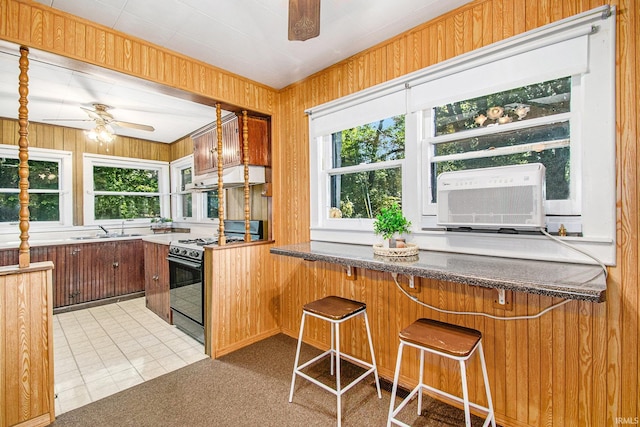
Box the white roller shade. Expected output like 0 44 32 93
409 33 590 112
309 87 406 137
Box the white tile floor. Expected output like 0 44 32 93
53 297 208 415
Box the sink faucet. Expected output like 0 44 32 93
121 221 125 236
98 225 109 235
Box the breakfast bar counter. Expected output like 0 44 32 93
270 241 607 303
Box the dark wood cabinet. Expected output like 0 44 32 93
193 114 270 176
0 239 144 309
143 241 171 323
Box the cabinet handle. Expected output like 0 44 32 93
113 262 119 268
71 248 81 255
153 274 159 281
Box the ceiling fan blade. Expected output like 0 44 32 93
288 0 320 41
42 118 92 122
112 121 155 132
80 106 103 121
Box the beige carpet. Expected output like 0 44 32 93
49 334 494 426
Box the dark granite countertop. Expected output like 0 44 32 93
270 241 607 303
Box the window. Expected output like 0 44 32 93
0 145 72 228
84 154 169 224
205 191 219 219
307 6 616 265
425 77 575 214
170 156 194 221
329 115 405 218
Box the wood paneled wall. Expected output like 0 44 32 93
206 243 280 358
1 0 637 426
0 117 170 224
275 1 639 426
0 262 54 427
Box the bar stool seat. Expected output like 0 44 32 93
289 296 382 427
388 318 496 427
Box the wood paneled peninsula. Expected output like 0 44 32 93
271 242 607 303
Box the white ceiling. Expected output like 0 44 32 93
0 0 471 143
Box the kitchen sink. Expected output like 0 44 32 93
70 233 143 240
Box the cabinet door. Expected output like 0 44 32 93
114 239 144 296
144 242 171 323
193 125 217 175
73 242 115 303
244 116 270 167
31 245 71 308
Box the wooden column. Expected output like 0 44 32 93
18 46 30 268
242 110 251 242
216 103 225 245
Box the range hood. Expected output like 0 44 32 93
186 166 266 191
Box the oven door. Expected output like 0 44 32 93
168 257 203 326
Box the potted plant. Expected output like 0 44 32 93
151 217 173 232
373 203 411 248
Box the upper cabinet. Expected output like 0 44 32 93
193 114 270 176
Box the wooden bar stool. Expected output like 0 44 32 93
387 318 496 427
289 296 382 427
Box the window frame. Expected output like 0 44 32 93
83 153 170 225
0 144 73 231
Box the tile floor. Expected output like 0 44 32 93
53 297 208 415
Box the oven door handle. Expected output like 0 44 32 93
167 257 202 269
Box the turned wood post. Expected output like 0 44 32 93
18 46 30 268
216 103 225 245
242 110 251 242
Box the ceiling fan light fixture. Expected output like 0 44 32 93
85 123 115 146
288 0 320 41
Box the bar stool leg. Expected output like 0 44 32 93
417 348 425 415
330 319 335 376
363 311 382 398
387 342 405 427
459 359 471 427
335 321 342 427
289 312 307 403
478 342 496 427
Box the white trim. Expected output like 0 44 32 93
83 153 170 225
0 144 73 230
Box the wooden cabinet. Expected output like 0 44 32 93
0 239 144 309
143 241 171 323
193 114 270 176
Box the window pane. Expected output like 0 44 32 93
0 193 60 222
432 146 570 202
206 191 219 219
434 77 571 136
0 158 59 190
332 115 405 168
93 166 159 192
94 195 160 219
180 167 192 191
29 161 59 190
435 121 570 156
181 193 193 217
331 168 402 218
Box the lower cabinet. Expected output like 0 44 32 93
0 239 145 310
143 241 171 323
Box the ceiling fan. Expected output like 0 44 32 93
44 103 155 133
288 0 321 41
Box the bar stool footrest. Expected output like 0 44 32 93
389 383 495 427
293 350 378 396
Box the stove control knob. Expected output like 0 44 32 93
189 250 200 258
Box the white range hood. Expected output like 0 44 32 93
186 166 266 191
